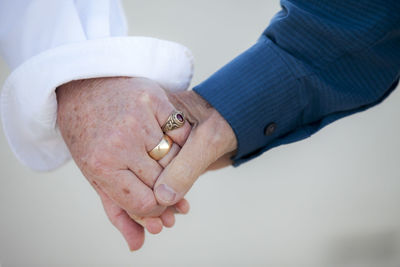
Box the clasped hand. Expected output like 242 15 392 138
56 77 237 250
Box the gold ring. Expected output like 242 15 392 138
161 110 185 133
148 135 173 161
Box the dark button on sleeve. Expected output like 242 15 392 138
264 123 277 136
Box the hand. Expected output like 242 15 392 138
153 90 237 206
56 77 191 250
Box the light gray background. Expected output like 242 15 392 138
1 1 400 266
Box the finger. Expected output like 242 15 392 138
157 143 180 168
160 207 176 228
127 152 163 188
126 212 163 235
145 198 190 230
129 199 190 232
142 217 163 234
129 78 191 147
125 116 164 188
124 203 164 235
95 185 145 251
131 135 177 188
154 128 216 206
100 169 165 217
155 97 191 147
175 198 190 214
159 199 191 228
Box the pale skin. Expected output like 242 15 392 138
56 77 237 250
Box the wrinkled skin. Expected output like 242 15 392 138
155 90 237 206
57 77 191 250
57 77 237 251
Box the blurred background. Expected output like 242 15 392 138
1 0 400 266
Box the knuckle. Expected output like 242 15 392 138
135 194 157 215
137 90 155 105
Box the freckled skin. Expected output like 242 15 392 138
56 77 194 250
56 76 236 250
57 78 171 213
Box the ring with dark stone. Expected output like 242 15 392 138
161 110 185 133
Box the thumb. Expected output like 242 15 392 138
154 124 226 206
154 126 223 206
154 90 238 206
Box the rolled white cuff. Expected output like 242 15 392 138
0 36 194 171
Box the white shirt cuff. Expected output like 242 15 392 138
1 36 194 171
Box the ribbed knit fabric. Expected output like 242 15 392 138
194 0 400 166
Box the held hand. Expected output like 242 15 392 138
154 90 237 206
56 77 191 250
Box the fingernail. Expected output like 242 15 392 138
155 184 176 203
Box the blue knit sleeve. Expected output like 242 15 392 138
193 0 400 166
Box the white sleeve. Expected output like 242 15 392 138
0 0 194 171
